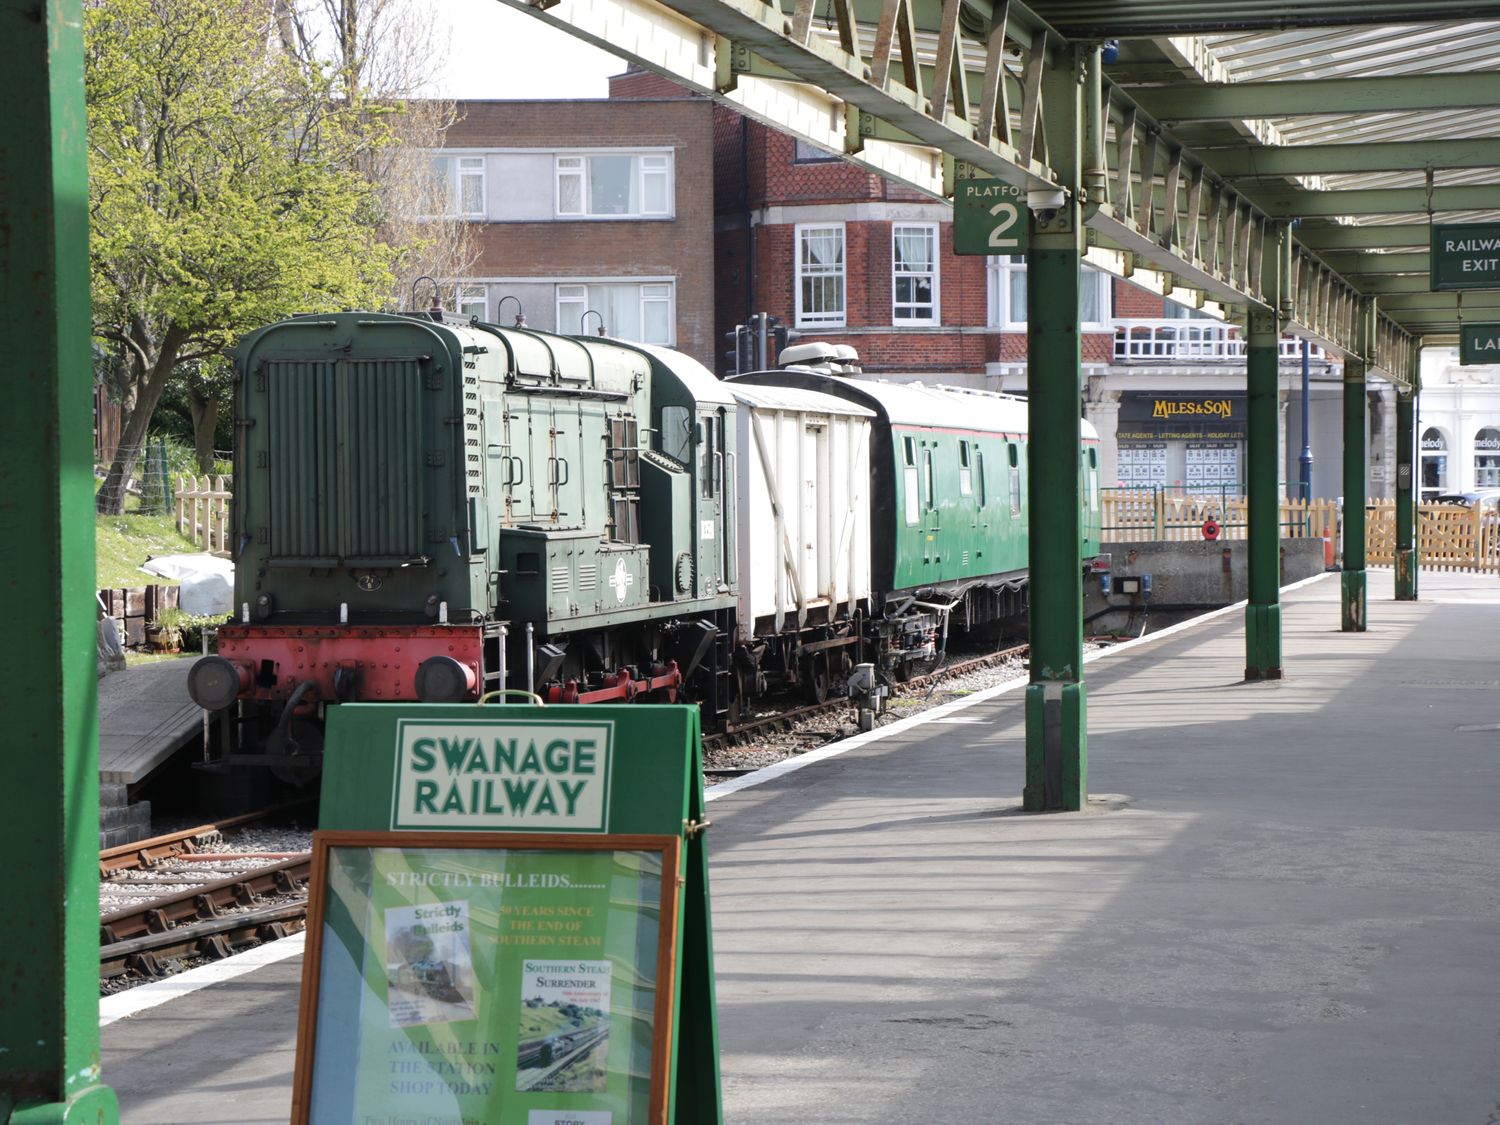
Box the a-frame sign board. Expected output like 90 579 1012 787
290 703 721 1125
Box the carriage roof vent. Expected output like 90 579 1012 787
778 341 861 374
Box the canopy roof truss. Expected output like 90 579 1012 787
506 0 1500 383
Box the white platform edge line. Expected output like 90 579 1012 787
705 571 1334 803
100 930 306 1026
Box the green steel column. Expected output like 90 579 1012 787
1023 202 1087 812
0 0 120 1121
1244 313 1283 680
1394 387 1418 599
1342 358 1369 630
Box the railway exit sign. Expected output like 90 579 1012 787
954 178 1028 255
1430 223 1500 291
1460 323 1500 365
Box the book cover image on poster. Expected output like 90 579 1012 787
515 959 612 1093
384 900 476 1028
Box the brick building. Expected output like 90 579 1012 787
713 110 1116 379
710 106 1375 497
436 76 1372 500
434 92 715 360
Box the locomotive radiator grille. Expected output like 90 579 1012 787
265 359 425 562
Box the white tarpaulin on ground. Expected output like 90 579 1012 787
140 553 234 616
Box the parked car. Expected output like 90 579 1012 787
1428 490 1500 509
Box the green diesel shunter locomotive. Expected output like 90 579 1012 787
186 310 739 774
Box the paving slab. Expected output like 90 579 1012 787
100 571 1500 1123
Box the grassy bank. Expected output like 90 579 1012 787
96 510 200 589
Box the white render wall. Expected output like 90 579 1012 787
1416 348 1500 496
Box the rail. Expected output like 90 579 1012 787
175 474 231 555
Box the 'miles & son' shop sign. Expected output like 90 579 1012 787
392 719 613 831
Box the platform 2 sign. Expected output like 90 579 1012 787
954 177 1028 255
1430 223 1500 291
293 704 721 1125
1460 323 1500 365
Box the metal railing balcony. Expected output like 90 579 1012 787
1113 319 1326 364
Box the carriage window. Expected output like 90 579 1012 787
660 406 691 463
1008 443 1021 515
922 449 934 510
958 441 972 495
903 466 919 525
903 436 916 465
975 450 986 507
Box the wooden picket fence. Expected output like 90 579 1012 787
1366 501 1500 573
175 475 231 555
1104 490 1500 573
1102 489 1339 543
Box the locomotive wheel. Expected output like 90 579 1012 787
804 652 831 704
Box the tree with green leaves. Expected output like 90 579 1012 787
88 0 398 513
274 0 476 314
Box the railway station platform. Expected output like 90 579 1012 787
99 570 1500 1123
99 657 201 786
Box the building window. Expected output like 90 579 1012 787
794 138 839 163
555 152 673 219
1163 299 1216 320
987 257 1110 327
426 155 486 218
556 282 675 345
1420 427 1448 498
457 285 488 320
892 224 939 326
1476 427 1500 487
796 223 845 328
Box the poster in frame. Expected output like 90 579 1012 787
291 830 683 1125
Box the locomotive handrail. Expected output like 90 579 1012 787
477 689 545 706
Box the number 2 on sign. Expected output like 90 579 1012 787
988 202 1019 249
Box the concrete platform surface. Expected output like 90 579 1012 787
100 571 1500 1123
99 657 201 784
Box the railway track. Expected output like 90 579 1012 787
100 804 314 985
99 798 314 877
704 643 1029 754
100 853 311 981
